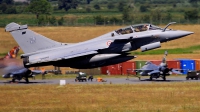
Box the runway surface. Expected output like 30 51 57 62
0 76 200 85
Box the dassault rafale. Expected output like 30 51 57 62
135 51 183 81
5 22 193 69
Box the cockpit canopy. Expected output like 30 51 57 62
115 24 163 35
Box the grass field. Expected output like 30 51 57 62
0 24 200 111
0 82 200 112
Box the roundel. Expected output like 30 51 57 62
106 40 112 46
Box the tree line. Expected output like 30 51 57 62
0 0 199 25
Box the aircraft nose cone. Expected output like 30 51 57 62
166 30 194 41
179 31 194 36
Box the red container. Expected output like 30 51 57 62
121 61 136 75
150 60 162 65
101 64 122 75
101 66 108 75
167 60 180 69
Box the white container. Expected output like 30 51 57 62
60 80 66 86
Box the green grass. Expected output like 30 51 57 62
132 45 200 55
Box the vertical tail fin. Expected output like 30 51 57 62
160 51 168 66
5 22 62 54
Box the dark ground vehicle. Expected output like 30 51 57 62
75 72 87 82
186 70 200 80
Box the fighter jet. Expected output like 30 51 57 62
5 22 193 69
0 47 47 83
135 51 183 81
2 67 47 83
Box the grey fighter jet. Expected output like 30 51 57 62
135 51 183 81
5 22 193 69
2 66 47 83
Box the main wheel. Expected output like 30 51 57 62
25 78 29 83
12 78 16 82
150 76 152 81
163 76 166 81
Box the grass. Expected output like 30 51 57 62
0 82 200 112
132 45 200 55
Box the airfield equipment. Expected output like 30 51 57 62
186 70 200 80
75 72 87 82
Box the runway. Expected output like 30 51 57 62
0 76 200 85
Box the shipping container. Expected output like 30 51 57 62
194 59 200 70
101 64 122 75
121 61 136 75
167 60 180 69
178 59 195 74
134 60 147 75
101 66 108 75
135 60 147 69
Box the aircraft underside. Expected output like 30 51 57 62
24 54 136 69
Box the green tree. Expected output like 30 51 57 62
94 4 100 10
2 0 13 4
86 7 91 12
122 7 131 22
189 0 200 3
87 0 93 4
107 3 115 9
141 14 150 22
58 0 78 11
49 16 57 26
94 15 104 25
140 5 150 12
166 12 172 21
58 17 64 25
28 0 52 19
5 7 17 14
150 9 162 21
0 3 7 13
184 9 198 20
189 0 200 7
118 2 125 12
37 15 47 26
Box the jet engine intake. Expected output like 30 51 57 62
23 57 29 67
140 42 161 52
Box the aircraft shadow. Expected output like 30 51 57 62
138 79 185 82
1 81 48 84
126 78 186 82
